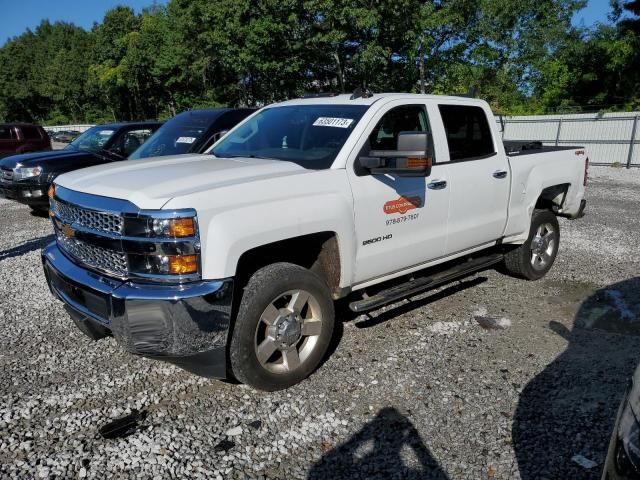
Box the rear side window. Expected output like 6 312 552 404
20 126 42 140
438 105 495 161
0 126 14 140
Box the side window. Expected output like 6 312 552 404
0 126 14 140
21 126 41 140
438 105 495 161
114 129 153 157
368 105 428 151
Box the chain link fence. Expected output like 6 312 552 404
498 112 640 167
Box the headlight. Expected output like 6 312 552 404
13 166 42 180
615 367 640 475
151 218 195 237
615 400 640 475
123 211 201 279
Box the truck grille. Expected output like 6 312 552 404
53 199 123 235
56 231 128 277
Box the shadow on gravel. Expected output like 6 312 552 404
0 234 54 262
308 407 449 480
513 277 640 479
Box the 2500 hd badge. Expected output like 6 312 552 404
362 233 393 246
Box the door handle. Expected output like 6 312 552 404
427 180 447 190
493 170 508 179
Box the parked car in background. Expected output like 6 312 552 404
51 130 81 143
128 108 255 160
0 122 161 212
0 123 51 159
602 363 640 479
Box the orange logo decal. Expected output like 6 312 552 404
383 196 423 215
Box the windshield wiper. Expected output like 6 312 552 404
212 153 276 160
100 148 124 159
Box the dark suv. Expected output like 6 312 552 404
128 108 255 160
0 122 161 212
0 123 51 159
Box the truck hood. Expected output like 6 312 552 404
55 154 310 209
0 149 94 169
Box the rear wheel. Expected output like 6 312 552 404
229 262 335 391
503 209 560 280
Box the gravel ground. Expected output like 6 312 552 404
1 166 640 479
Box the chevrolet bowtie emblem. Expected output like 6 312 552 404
61 224 75 238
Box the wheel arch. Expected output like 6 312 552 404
235 231 345 298
535 183 570 212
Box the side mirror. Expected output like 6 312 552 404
211 129 230 143
360 131 432 177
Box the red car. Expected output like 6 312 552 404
0 123 51 159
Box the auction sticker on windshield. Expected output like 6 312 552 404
176 137 196 144
313 117 354 128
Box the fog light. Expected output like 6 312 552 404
168 255 198 275
31 189 42 197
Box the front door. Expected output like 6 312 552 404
347 101 450 284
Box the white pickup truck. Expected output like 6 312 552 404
42 93 587 391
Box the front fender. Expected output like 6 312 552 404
163 169 356 287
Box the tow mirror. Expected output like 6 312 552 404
360 131 432 177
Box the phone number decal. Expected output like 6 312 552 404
386 213 419 226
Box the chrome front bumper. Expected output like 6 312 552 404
42 242 234 378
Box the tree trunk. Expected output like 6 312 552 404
334 52 345 92
418 41 425 94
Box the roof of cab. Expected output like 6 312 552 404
274 92 489 107
95 121 163 130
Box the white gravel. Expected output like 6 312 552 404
0 166 639 479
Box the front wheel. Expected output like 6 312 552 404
503 209 560 280
229 262 335 391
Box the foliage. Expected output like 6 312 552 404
0 0 638 123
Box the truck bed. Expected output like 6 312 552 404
504 140 583 157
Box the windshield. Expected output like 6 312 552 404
65 126 117 153
129 114 211 159
211 105 368 169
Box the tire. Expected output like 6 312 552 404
503 209 560 280
29 205 49 216
229 262 335 391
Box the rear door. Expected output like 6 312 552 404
437 104 510 253
347 100 450 283
0 125 18 158
18 125 45 153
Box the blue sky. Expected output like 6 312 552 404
1 0 614 46
1 0 167 45
573 0 613 27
